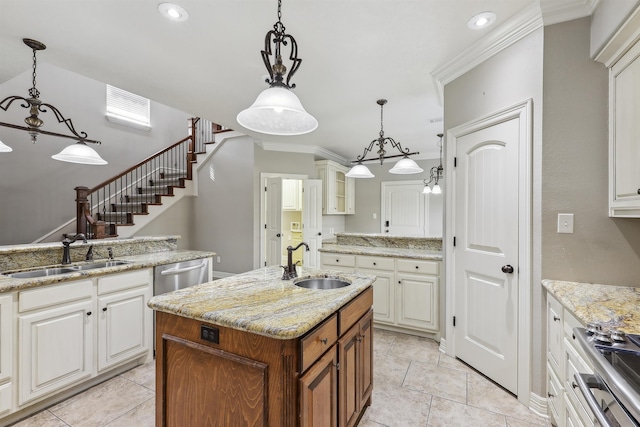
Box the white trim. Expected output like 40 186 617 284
213 270 236 280
258 141 349 165
105 114 152 131
528 392 550 419
540 0 599 26
431 3 543 105
594 5 640 66
445 99 533 405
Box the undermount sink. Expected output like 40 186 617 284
294 277 351 290
5 260 131 278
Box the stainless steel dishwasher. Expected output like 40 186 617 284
153 257 211 352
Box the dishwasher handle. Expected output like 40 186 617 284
574 372 614 427
160 261 207 276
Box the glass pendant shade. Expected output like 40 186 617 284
431 183 442 194
423 185 431 194
237 87 318 136
346 163 374 178
51 141 108 165
0 140 13 152
389 156 424 174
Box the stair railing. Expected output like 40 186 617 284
74 117 226 239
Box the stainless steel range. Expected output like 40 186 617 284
573 325 640 426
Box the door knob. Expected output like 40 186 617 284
276 233 281 237
501 265 514 274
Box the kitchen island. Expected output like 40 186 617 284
148 266 376 427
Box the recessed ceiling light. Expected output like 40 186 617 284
467 11 496 30
158 3 189 22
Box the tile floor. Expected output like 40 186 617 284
11 328 550 427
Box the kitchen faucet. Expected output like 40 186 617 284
281 242 310 280
61 234 87 265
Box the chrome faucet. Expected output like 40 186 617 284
281 242 310 280
61 234 87 265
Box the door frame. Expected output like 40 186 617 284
445 99 532 404
260 173 308 269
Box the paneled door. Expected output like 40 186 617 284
381 181 426 236
453 115 520 394
303 179 323 268
265 177 283 267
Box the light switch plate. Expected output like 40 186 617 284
557 213 574 234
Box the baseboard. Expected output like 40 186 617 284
439 337 447 353
528 391 549 419
213 270 235 279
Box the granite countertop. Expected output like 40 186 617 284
0 250 215 293
148 266 376 340
320 243 442 261
543 279 640 334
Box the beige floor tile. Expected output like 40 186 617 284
48 376 154 427
11 410 68 427
427 396 507 426
373 351 412 387
362 381 432 426
120 360 156 390
104 397 155 427
388 333 441 365
467 373 547 425
437 353 477 374
403 360 468 404
506 415 553 427
357 419 389 427
372 328 398 355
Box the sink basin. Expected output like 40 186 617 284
74 260 131 270
294 277 351 290
8 267 79 279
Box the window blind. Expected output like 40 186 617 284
106 85 150 127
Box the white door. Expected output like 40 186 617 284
453 117 520 394
303 179 322 268
265 177 283 267
381 181 426 236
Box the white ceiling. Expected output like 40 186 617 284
0 0 595 162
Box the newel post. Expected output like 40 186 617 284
75 186 90 237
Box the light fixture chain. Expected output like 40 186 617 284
29 47 40 99
379 101 384 137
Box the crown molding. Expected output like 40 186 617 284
257 141 349 165
431 2 544 105
594 4 640 66
540 0 599 26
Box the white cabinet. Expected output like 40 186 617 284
546 293 594 427
18 280 94 406
282 179 302 211
97 270 152 372
609 37 640 216
0 295 13 416
315 160 355 215
322 253 440 335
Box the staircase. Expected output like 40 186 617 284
74 118 231 239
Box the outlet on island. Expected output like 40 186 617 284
216 256 221 263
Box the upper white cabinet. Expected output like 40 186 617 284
609 40 640 216
282 179 302 211
315 160 355 215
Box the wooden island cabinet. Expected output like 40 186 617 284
151 267 375 427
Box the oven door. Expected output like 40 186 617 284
574 372 640 427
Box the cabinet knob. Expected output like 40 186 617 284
318 232 322 236
373 262 376 266
415 265 419 269
637 189 640 195
86 311 92 316
276 233 281 238
547 392 555 398
572 382 578 389
320 338 328 345
102 307 108 312
553 315 560 322
336 259 339 263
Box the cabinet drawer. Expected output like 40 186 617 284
356 256 395 271
19 279 93 312
339 287 373 336
321 254 356 268
300 314 338 372
396 259 439 275
564 337 595 426
98 269 150 295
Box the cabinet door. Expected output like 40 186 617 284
98 287 151 372
346 176 355 215
300 346 338 427
338 325 360 427
358 268 394 325
547 295 564 378
358 310 373 410
0 294 13 384
396 273 439 331
19 299 93 406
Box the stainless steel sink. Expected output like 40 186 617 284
294 277 351 290
73 260 131 270
8 267 80 278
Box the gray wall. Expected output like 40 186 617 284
444 28 545 396
137 198 194 250
542 18 640 286
344 159 443 235
0 63 192 245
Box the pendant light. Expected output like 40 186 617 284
423 134 444 195
346 99 422 178
0 38 107 164
236 0 318 136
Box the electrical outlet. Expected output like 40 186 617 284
557 213 574 234
216 256 221 263
373 213 377 219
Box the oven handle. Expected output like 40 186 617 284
574 372 614 427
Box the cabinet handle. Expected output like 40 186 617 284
102 307 108 312
572 382 578 389
548 392 555 398
320 338 328 344
553 315 560 322
86 311 92 316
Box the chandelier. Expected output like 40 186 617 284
346 99 423 178
0 38 107 165
236 0 318 136
423 134 444 194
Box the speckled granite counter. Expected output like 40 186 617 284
148 266 376 339
0 235 215 293
320 233 442 260
543 279 640 334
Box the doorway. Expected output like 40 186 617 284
445 100 532 402
381 181 443 237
